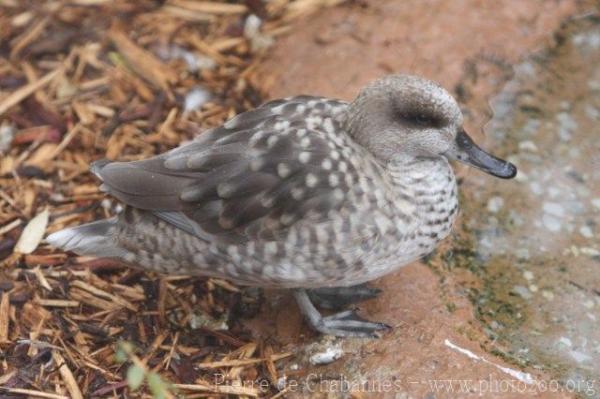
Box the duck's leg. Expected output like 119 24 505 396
307 283 382 310
293 289 390 338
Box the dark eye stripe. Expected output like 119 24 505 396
400 111 444 128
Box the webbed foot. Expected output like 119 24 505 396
307 283 382 310
294 289 390 338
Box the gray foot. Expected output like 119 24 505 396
307 283 382 310
294 289 390 338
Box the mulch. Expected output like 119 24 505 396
0 1 346 397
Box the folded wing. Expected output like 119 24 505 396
95 97 354 244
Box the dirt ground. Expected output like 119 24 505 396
1 1 598 398
248 1 597 398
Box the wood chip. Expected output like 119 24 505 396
10 16 50 59
69 288 120 311
160 5 216 22
70 280 137 311
108 28 177 93
33 266 53 290
14 208 49 254
24 253 68 266
0 371 17 386
167 0 248 14
0 292 10 342
0 218 21 236
174 382 260 397
52 351 84 399
47 123 82 160
0 388 69 399
0 68 61 116
36 298 80 307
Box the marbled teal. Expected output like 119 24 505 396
47 74 516 337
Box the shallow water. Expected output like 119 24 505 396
451 16 600 398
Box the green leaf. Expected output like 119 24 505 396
126 364 145 391
115 341 134 363
147 372 169 399
115 347 127 363
108 51 125 67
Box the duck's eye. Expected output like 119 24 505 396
395 103 446 128
400 111 436 127
412 114 430 125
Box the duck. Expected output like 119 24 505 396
47 74 516 337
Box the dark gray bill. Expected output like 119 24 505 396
444 130 517 179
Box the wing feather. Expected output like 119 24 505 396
94 96 355 243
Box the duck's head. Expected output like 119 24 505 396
346 74 517 179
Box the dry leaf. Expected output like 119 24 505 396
14 208 49 254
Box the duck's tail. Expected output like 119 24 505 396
46 217 127 258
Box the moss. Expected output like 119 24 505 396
489 347 531 368
445 302 457 313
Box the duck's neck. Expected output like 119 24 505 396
386 154 459 248
387 154 455 195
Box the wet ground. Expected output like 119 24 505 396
459 15 600 397
249 1 599 398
